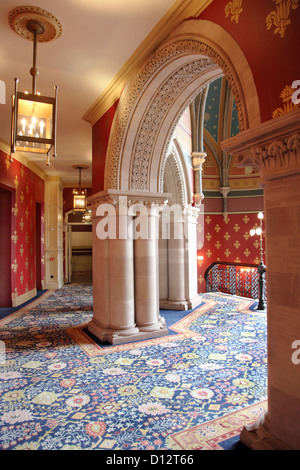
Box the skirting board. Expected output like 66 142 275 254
12 287 37 307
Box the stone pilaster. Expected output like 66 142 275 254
43 176 64 290
222 108 300 450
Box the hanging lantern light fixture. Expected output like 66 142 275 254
73 165 88 212
9 6 63 165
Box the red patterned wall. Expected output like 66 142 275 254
197 211 265 293
198 0 300 122
92 100 119 194
0 149 45 304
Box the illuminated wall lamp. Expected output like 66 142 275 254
250 211 266 310
8 6 62 165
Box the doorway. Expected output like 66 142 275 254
64 210 92 284
0 187 12 307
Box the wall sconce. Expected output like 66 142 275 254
73 165 88 212
8 6 62 165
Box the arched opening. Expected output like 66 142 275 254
104 19 260 194
89 18 260 344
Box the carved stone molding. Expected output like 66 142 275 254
130 58 216 192
164 150 185 206
237 133 300 181
191 152 207 171
88 189 171 215
105 36 249 192
221 109 300 182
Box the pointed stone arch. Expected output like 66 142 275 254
104 19 260 193
163 137 193 206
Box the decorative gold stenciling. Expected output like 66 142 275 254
5 155 11 170
225 0 243 23
12 203 18 217
273 84 300 118
11 231 18 245
11 259 18 273
266 0 299 38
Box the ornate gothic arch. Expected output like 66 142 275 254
163 137 193 206
104 19 260 193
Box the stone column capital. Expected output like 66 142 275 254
183 204 201 224
191 151 207 170
221 109 300 182
219 186 231 198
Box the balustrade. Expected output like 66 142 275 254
205 261 267 307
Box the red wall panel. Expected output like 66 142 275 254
92 100 119 194
198 0 300 122
197 211 264 293
0 150 45 303
0 187 12 307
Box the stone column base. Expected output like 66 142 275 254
88 318 168 345
160 295 202 311
240 413 293 450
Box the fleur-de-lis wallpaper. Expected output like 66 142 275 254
199 0 300 122
266 0 299 38
225 0 243 23
0 149 45 303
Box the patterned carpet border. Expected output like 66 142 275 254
168 399 267 450
0 290 54 326
67 296 263 358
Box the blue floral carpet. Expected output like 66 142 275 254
0 284 267 450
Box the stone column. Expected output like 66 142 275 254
183 205 201 308
160 203 201 311
168 210 186 308
134 202 163 332
87 190 168 345
87 193 139 344
191 152 206 207
219 186 231 220
43 176 64 289
222 108 300 450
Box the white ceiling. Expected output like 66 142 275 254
0 0 177 185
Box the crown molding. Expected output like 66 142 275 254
82 0 213 126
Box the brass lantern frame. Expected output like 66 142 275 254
9 6 62 164
11 80 58 161
73 165 88 213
